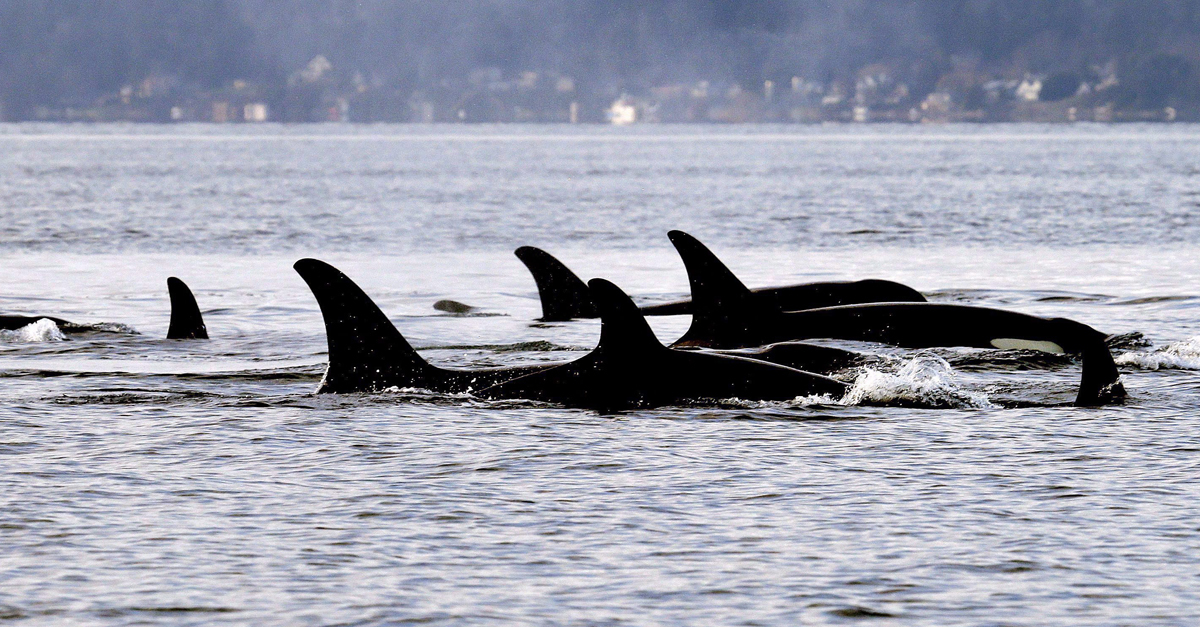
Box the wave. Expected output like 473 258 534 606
1105 331 1150 350
1116 337 1200 370
421 340 586 353
51 390 218 406
0 319 66 343
60 321 140 334
946 349 1073 372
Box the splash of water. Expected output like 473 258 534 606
1115 337 1200 370
841 354 996 409
0 318 67 343
723 355 994 410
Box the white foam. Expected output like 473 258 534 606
0 318 66 343
1115 337 1200 370
382 386 445 395
840 354 996 409
718 394 842 409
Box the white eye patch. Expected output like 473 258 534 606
990 338 1066 354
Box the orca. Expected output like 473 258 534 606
1 277 207 339
675 293 1124 406
474 279 848 410
294 258 554 393
668 232 1127 405
294 258 846 407
667 230 927 348
514 235 924 322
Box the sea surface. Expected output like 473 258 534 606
1 123 1198 626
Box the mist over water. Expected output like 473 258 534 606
1 124 1199 625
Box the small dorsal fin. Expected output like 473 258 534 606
432 299 476 314
587 278 665 356
166 277 208 339
293 259 436 393
667 230 761 347
514 246 598 321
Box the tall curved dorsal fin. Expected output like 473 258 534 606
667 230 761 347
166 277 208 339
667 231 753 304
587 278 666 357
514 246 598 321
293 258 437 393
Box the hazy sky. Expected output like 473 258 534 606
2 0 1198 116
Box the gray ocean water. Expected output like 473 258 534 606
1 124 1198 626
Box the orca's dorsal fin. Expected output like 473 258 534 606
587 278 666 358
166 277 208 339
293 258 437 393
514 246 598 321
667 230 760 347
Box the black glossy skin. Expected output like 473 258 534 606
476 279 848 410
295 258 556 394
677 302 1103 351
666 228 1125 405
638 280 926 317
166 277 208 339
514 238 925 322
0 315 72 330
675 301 1124 406
513 246 598 320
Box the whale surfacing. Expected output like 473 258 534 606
0 315 73 331
3 277 208 339
295 258 846 408
516 233 924 322
475 279 848 410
